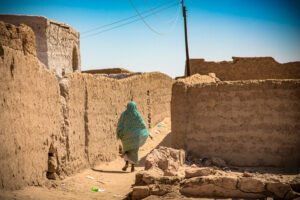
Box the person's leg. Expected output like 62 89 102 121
122 161 128 171
125 148 138 172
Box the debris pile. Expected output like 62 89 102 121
144 146 185 176
130 147 300 200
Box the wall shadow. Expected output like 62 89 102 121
91 168 130 174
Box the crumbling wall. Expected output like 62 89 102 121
171 78 300 168
67 72 173 168
143 73 173 128
0 14 48 67
58 73 89 175
82 68 132 74
54 72 173 173
0 21 173 189
84 75 123 166
0 22 63 189
53 72 173 173
0 14 81 78
47 20 80 77
188 57 300 80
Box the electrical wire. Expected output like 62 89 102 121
164 2 181 33
144 0 177 23
128 0 167 35
81 1 180 39
81 0 176 35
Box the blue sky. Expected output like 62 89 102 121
1 0 300 77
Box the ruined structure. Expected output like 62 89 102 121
187 57 300 80
173 59 300 168
1 15 299 199
131 147 300 199
0 21 173 189
0 14 81 78
82 68 132 75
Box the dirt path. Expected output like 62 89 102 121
0 118 172 200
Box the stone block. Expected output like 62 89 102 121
266 182 291 199
185 167 215 178
237 177 265 193
132 186 150 200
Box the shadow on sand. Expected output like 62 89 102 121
91 168 130 174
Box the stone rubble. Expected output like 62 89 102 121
144 146 185 176
130 147 300 200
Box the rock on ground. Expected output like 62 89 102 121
237 177 265 193
132 186 150 200
144 146 185 176
185 167 215 178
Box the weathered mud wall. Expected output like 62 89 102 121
188 57 300 80
0 14 81 78
0 21 173 189
171 78 300 168
82 68 132 74
58 74 89 175
62 72 173 168
47 20 80 77
0 15 48 67
0 22 63 189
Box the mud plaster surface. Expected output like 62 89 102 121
172 77 300 168
2 118 297 200
0 14 81 78
0 21 173 190
0 118 172 200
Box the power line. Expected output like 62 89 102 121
165 3 181 33
81 1 180 39
128 0 167 35
81 0 176 35
144 0 177 23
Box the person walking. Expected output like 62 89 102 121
117 101 152 172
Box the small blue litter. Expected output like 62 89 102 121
157 125 163 127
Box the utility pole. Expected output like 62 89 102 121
182 0 190 76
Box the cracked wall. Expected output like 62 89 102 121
47 20 81 78
0 21 63 189
0 14 81 78
60 72 173 171
172 78 300 168
0 21 173 189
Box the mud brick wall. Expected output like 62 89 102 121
58 74 89 175
188 57 300 80
84 75 124 166
62 72 173 168
47 20 80 77
0 15 49 67
0 21 173 189
0 14 81 78
82 68 132 74
0 22 63 189
171 79 300 168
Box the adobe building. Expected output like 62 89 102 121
173 57 300 168
186 57 300 80
0 14 81 78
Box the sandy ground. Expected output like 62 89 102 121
1 117 298 200
0 118 172 200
